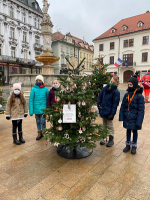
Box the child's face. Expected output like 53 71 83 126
53 80 59 85
110 77 118 86
36 79 42 83
128 82 133 87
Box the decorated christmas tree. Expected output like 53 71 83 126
90 55 111 101
43 57 108 158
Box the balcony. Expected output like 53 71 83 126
0 55 35 65
34 43 43 50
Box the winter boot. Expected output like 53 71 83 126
106 135 114 147
13 134 21 145
100 138 107 145
131 146 137 155
18 132 25 143
36 130 43 140
123 145 130 153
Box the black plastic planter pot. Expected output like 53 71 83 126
57 144 93 159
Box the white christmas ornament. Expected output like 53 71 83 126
54 142 60 147
79 128 83 134
64 134 69 139
0 104 2 108
82 100 86 106
58 118 62 123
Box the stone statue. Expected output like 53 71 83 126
42 0 50 14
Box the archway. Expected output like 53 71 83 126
123 70 134 83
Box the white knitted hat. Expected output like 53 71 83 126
35 75 44 83
13 83 22 91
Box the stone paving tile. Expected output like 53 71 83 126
0 84 150 199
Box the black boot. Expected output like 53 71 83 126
123 145 130 153
131 146 137 155
13 134 21 145
106 135 114 147
36 130 43 140
19 132 25 143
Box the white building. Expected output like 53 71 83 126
93 12 150 83
0 0 43 84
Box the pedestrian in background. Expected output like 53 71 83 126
119 74 145 155
97 75 120 147
29 75 49 140
5 83 28 145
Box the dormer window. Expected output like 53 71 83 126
35 3 37 9
138 21 144 28
111 28 116 34
122 25 127 31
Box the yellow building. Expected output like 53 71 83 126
72 36 94 72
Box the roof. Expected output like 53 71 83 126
93 12 150 41
17 0 43 14
52 32 94 52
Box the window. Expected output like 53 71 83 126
70 49 73 55
22 13 26 23
142 52 148 62
111 29 115 33
138 22 142 27
61 46 63 52
123 54 133 66
34 18 36 28
10 27 15 38
122 26 127 31
84 53 85 58
110 42 114 50
35 37 40 44
0 23 1 34
87 54 88 59
10 7 14 18
11 47 15 58
80 52 82 58
24 49 27 61
143 36 149 45
0 44 2 56
89 55 91 60
124 40 128 47
99 44 103 51
23 32 27 42
129 39 134 47
110 56 114 64
35 3 37 9
38 19 40 29
66 47 69 54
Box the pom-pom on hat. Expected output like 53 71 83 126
13 82 22 91
35 75 44 83
128 75 138 89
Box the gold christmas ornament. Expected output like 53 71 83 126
58 125 63 131
82 126 86 131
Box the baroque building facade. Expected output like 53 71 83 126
93 12 150 83
0 0 43 84
52 32 94 74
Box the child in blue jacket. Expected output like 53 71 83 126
29 75 49 140
119 75 145 155
97 75 120 147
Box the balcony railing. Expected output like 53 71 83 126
34 43 43 50
0 55 35 65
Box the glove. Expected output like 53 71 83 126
24 114 28 118
97 105 102 112
108 114 114 120
6 116 10 120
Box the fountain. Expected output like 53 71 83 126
35 0 60 74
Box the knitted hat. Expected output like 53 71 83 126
128 75 138 89
35 75 44 83
13 83 21 91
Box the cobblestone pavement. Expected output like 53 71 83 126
0 84 150 199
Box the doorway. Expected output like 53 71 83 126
124 70 134 83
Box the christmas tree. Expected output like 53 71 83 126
43 57 108 156
90 54 111 101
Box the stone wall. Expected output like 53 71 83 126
9 74 69 91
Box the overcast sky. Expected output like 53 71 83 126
38 0 150 44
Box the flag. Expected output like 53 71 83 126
126 59 129 68
114 58 123 68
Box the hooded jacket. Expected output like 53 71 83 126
97 84 120 119
119 86 145 130
29 85 49 115
47 88 56 108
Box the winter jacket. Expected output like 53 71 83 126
29 85 49 115
47 88 56 108
119 86 145 130
97 84 120 119
5 93 28 120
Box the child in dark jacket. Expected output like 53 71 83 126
97 75 120 147
119 75 145 155
47 79 60 108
